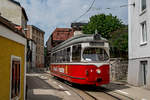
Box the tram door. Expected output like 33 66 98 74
11 60 20 99
140 61 147 86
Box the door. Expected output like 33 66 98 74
11 60 21 99
141 61 147 86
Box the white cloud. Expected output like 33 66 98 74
15 0 128 44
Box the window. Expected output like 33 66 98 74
11 59 21 99
72 44 81 62
83 48 109 62
141 0 146 11
66 47 70 62
141 22 147 43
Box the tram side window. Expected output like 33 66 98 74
72 45 81 62
67 47 70 62
53 53 56 63
56 51 60 63
11 60 21 99
51 53 55 63
63 49 67 62
57 50 62 63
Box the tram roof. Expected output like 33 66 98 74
51 34 108 52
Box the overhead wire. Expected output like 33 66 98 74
74 2 134 22
74 0 96 22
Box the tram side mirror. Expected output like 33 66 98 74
94 33 101 40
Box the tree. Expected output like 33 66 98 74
109 27 128 58
82 14 128 58
82 14 123 39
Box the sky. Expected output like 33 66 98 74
14 0 128 45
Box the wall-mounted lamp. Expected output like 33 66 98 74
130 2 135 7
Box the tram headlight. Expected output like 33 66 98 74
96 69 101 74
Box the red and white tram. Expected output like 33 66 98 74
50 34 110 86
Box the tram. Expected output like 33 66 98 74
50 34 110 86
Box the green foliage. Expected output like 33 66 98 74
109 27 128 58
82 14 123 39
82 14 128 58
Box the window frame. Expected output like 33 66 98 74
72 44 82 62
82 47 109 62
140 21 147 45
10 55 21 100
140 61 148 85
141 0 146 12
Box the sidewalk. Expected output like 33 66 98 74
103 81 150 100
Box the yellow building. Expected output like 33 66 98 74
0 16 26 100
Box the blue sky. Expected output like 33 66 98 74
15 0 128 45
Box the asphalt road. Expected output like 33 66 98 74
26 73 132 100
26 73 82 100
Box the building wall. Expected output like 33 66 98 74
51 28 74 47
128 58 150 88
26 25 32 39
74 31 83 36
27 25 44 68
21 13 27 33
0 0 27 34
128 0 150 89
0 0 22 25
0 24 26 100
129 0 150 59
29 41 36 68
46 36 52 52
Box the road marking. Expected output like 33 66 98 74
58 85 64 89
64 91 71 95
116 90 128 95
40 76 44 78
53 81 57 84
141 99 147 100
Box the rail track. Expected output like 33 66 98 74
44 73 133 100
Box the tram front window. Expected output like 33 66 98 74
83 48 109 62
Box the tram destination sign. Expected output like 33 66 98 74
90 42 104 46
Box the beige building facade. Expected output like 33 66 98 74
0 0 28 33
27 25 45 68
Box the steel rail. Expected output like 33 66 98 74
45 73 131 100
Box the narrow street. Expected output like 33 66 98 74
26 73 82 100
26 72 132 100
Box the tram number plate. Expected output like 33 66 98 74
59 68 64 73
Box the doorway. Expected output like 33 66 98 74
140 61 147 86
11 60 21 99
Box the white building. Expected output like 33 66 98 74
128 0 150 89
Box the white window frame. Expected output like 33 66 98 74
10 55 21 100
140 21 147 45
